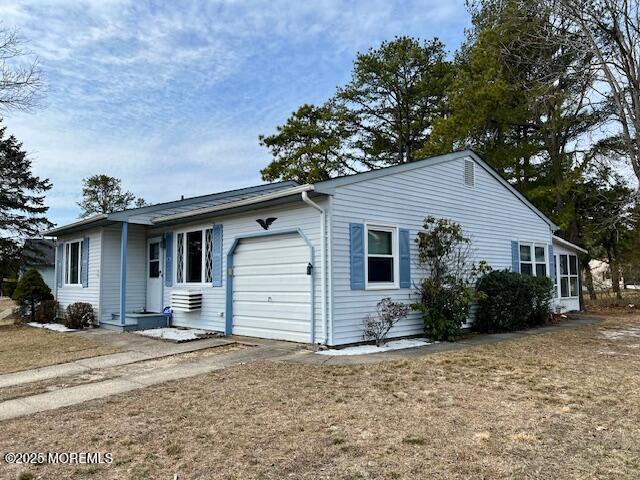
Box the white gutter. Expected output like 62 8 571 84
301 190 327 345
42 214 109 236
154 184 314 223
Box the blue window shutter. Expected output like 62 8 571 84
548 244 555 281
164 232 173 287
511 240 520 273
399 228 411 288
81 237 90 288
350 223 365 290
212 224 223 287
56 242 64 288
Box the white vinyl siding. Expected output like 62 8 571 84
330 155 554 345
99 224 147 322
148 201 327 342
55 228 101 318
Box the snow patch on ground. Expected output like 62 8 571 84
27 322 77 332
316 339 431 356
134 328 213 342
601 327 640 340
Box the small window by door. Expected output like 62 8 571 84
149 241 160 278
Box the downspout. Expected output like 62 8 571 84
301 191 327 344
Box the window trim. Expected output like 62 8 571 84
365 224 399 290
559 253 579 298
63 238 83 287
519 242 547 277
174 226 212 286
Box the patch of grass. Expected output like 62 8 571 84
1 314 640 479
166 444 182 456
74 465 103 476
402 435 426 446
0 324 119 374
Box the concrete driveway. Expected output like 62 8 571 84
0 329 303 421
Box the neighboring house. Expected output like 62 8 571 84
22 238 56 292
43 150 585 345
589 259 619 291
588 259 639 291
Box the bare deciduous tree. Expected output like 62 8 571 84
559 0 640 182
0 27 44 112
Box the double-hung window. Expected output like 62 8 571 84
175 227 213 284
559 254 579 297
519 243 547 277
64 240 83 285
366 225 398 288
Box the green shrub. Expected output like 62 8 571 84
12 269 51 322
411 216 488 341
413 279 472 341
474 270 553 333
36 299 59 323
64 302 95 329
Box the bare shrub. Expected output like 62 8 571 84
363 297 410 346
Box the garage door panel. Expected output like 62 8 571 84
232 250 308 267
232 233 311 342
233 263 308 276
233 291 309 304
235 237 309 252
233 315 310 332
234 302 309 318
232 325 309 342
234 275 310 292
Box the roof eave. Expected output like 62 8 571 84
552 235 588 254
41 214 111 237
152 184 317 224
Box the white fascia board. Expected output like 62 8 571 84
41 214 109 236
552 235 588 254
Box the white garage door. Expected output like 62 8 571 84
232 233 311 342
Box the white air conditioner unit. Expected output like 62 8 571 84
171 291 203 312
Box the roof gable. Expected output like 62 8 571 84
313 150 558 230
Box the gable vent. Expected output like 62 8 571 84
464 159 475 187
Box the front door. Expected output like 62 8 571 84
146 237 162 313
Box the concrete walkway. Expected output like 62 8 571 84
281 315 602 365
0 339 300 421
0 331 235 389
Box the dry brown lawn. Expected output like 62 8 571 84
2 314 640 479
0 324 119 374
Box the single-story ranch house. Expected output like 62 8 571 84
43 151 586 346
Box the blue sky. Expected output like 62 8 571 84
0 0 470 226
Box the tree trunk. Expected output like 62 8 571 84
610 261 623 300
583 264 597 300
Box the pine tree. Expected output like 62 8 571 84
260 37 454 183
0 121 52 288
12 268 51 322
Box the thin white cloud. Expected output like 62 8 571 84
0 0 469 226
